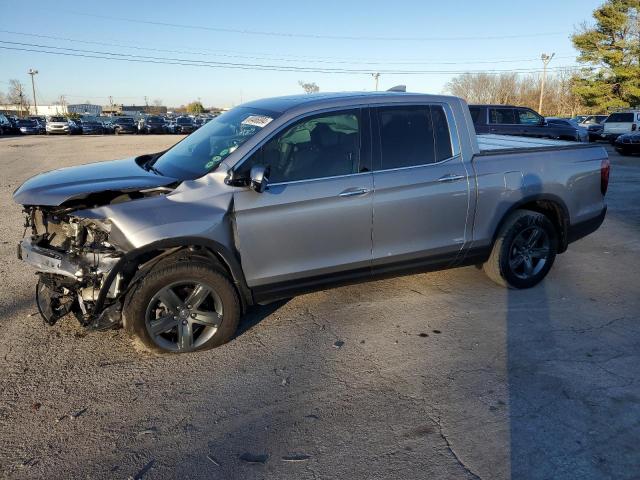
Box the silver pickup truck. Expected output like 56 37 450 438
13 92 609 353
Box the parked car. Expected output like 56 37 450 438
545 118 588 142
12 92 609 353
0 114 14 134
602 110 640 143
7 116 22 134
579 115 608 128
16 119 41 135
98 118 115 134
470 105 586 141
112 117 137 135
138 116 167 134
46 116 72 135
78 119 105 135
613 132 640 156
172 116 196 134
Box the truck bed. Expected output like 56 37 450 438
476 134 594 155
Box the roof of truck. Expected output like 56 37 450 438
241 91 454 113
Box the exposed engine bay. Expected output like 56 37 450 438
19 187 174 329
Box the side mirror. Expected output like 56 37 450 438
250 165 269 193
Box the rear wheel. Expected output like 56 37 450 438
616 148 632 156
124 262 240 353
483 210 557 289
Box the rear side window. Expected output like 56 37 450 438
606 113 634 122
431 106 453 161
377 105 452 169
469 107 483 124
489 108 516 124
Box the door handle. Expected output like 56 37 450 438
339 187 370 197
437 174 465 183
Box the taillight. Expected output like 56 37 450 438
633 123 637 131
601 158 610 196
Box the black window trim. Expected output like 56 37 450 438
232 105 372 187
372 102 459 173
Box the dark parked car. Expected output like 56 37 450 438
16 119 41 135
0 114 12 134
113 117 137 135
614 132 640 156
545 118 588 142
78 119 105 135
138 116 167 134
469 105 585 141
172 116 196 134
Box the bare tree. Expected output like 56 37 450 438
446 72 587 116
6 79 29 115
298 81 319 94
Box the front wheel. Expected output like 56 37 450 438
483 210 558 289
124 262 240 353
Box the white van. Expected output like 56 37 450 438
602 110 640 142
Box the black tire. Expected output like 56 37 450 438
123 262 240 353
483 209 558 289
616 148 632 156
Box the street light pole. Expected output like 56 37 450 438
28 68 38 115
371 73 380 91
538 53 554 114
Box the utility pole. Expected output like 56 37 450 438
371 73 380 91
28 69 38 115
538 53 555 114
18 86 25 117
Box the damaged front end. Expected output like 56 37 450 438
19 206 125 329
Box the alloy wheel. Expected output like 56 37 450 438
144 280 223 352
508 225 551 280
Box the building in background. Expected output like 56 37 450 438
67 103 102 116
102 104 167 116
0 104 68 116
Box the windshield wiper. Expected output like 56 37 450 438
139 154 164 176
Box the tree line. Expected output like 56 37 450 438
447 0 640 116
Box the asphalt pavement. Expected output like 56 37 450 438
0 135 638 479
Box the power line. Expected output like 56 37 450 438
58 10 569 42
0 40 585 75
0 29 576 66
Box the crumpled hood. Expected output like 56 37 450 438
13 157 179 206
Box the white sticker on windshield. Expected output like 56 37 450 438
241 115 273 128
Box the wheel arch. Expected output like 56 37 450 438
491 194 570 253
93 236 252 319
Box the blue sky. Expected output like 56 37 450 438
0 0 602 108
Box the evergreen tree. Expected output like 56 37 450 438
572 0 640 111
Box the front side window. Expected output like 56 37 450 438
377 105 452 169
518 109 542 125
489 108 516 124
240 110 361 184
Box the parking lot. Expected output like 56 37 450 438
0 134 638 479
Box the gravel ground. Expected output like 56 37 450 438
0 135 638 480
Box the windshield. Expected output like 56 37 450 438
116 117 134 124
152 106 278 179
177 117 192 124
18 120 36 126
147 116 164 123
49 116 66 122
